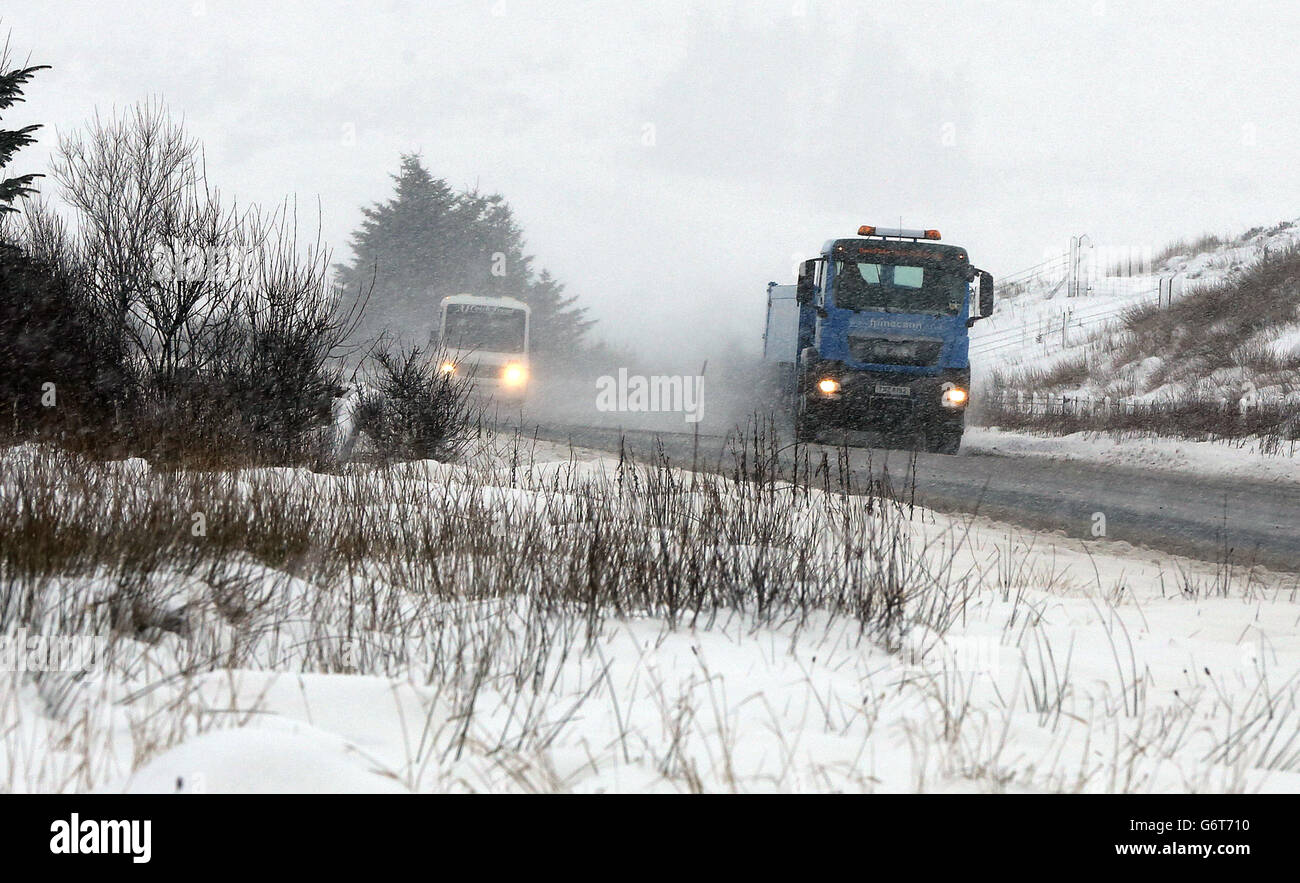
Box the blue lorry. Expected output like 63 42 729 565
763 225 994 454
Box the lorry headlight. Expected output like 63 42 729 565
502 363 528 387
941 385 968 408
817 378 841 395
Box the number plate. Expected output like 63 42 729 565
875 384 911 397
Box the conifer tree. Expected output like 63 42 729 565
338 154 593 356
0 46 49 212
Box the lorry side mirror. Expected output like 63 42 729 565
796 259 818 304
978 270 994 319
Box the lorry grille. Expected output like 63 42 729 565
454 362 497 380
847 337 943 367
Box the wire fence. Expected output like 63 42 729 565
977 242 1196 362
971 289 1159 357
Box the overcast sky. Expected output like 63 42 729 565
5 0 1299 363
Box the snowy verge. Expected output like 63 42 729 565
4 441 1300 793
964 427 1300 485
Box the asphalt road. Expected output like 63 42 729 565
511 420 1300 574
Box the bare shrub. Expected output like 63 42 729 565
1150 232 1227 269
362 344 480 461
52 101 200 361
985 354 1091 400
46 101 365 464
979 395 1299 446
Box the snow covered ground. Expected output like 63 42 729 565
964 427 1300 485
3 439 1299 794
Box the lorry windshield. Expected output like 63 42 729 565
832 261 968 316
442 304 527 352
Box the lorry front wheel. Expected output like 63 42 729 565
926 418 964 455
795 408 820 443
794 370 820 442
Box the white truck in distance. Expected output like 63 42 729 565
436 294 531 401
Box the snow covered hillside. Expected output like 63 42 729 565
973 220 1300 405
4 438 1299 794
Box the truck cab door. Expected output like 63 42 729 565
796 259 820 305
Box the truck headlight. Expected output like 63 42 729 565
502 363 528 387
817 378 841 395
941 384 968 408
